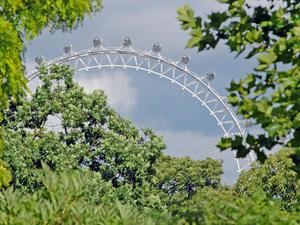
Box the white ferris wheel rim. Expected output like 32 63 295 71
27 37 254 172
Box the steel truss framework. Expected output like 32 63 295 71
27 37 254 172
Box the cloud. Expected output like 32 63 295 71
25 61 138 115
160 129 219 158
75 70 137 114
87 2 188 55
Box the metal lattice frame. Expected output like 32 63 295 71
27 37 254 172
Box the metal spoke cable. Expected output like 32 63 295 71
155 90 184 134
162 100 192 146
138 75 162 130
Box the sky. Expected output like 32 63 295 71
25 0 259 184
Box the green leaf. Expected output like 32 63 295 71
227 93 239 106
231 136 243 149
186 37 201 48
227 80 240 92
290 148 300 177
292 26 300 37
217 138 232 150
208 12 228 28
293 113 300 128
177 5 196 30
265 123 282 137
236 146 250 158
245 29 262 43
257 51 277 65
256 100 272 116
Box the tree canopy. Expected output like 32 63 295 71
1 65 224 211
0 0 102 106
2 65 165 206
235 149 299 210
154 155 222 207
0 0 103 190
173 187 299 225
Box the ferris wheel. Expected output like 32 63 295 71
27 37 255 173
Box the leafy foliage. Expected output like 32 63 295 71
0 161 11 190
1 64 230 214
154 155 222 206
0 166 181 225
177 0 300 173
0 0 103 192
0 0 102 105
173 188 300 225
235 149 299 210
2 65 166 209
1 64 300 223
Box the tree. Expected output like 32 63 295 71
235 149 299 210
154 155 223 207
0 0 103 189
173 187 299 225
2 65 166 209
0 0 102 106
177 0 300 174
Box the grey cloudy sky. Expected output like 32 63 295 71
25 0 259 184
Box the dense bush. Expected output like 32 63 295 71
173 188 299 225
0 167 181 225
154 155 222 207
235 149 299 210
